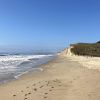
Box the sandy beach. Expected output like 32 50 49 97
0 55 100 100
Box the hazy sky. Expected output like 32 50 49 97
0 0 100 52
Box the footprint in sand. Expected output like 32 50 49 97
73 78 76 80
53 80 56 82
58 81 62 84
25 94 28 96
44 93 48 95
21 90 24 92
40 85 44 88
38 81 41 84
49 89 52 92
13 94 16 97
24 98 28 100
88 93 93 97
51 86 54 89
43 96 48 99
47 81 51 86
28 92 31 95
26 87 29 89
77 76 80 78
25 92 31 97
33 88 37 91
33 84 36 86
47 81 50 84
58 85 62 87
46 83 49 86
69 81 73 83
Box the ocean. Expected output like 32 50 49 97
0 53 54 84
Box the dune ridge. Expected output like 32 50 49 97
60 45 100 71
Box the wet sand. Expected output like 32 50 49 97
0 56 100 100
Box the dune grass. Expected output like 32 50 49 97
70 42 100 57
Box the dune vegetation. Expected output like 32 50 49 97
70 42 100 57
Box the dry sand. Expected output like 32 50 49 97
0 56 100 100
66 55 100 70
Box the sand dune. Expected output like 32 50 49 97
60 46 100 70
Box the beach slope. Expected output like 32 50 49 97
0 56 100 100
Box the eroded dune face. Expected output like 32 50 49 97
59 46 100 71
60 46 74 56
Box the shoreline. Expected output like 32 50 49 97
1 56 100 100
0 55 55 85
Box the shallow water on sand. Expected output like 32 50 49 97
0 54 54 84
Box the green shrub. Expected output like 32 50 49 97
70 43 100 57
